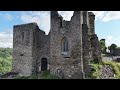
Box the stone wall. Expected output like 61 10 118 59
100 65 115 79
12 11 101 79
82 12 92 75
36 31 50 73
88 12 101 63
88 12 95 35
13 23 38 76
50 11 83 79
90 34 102 63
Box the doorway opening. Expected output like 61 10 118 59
41 58 48 71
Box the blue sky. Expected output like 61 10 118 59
0 11 120 48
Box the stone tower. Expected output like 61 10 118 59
13 23 42 76
12 11 101 79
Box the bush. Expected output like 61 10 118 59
14 75 38 79
102 60 120 78
14 71 58 79
39 71 58 79
0 48 12 74
87 60 120 79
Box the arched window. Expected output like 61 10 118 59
62 37 69 54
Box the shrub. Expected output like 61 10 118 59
87 60 120 79
14 71 58 79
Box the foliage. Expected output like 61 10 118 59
102 60 120 78
108 44 117 50
99 39 107 54
14 71 58 79
116 47 120 49
0 48 12 74
108 44 117 56
39 71 58 79
14 75 38 79
101 54 107 57
87 60 120 79
86 61 102 79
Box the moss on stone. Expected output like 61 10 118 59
86 60 120 79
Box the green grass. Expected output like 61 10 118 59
14 75 38 79
91 64 102 79
14 71 58 79
102 60 120 78
101 54 106 57
87 60 120 79
1 48 120 79
38 71 58 79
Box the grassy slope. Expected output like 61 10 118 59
0 48 58 79
87 60 120 79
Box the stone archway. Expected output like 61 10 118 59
41 58 48 71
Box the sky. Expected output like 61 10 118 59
0 11 120 48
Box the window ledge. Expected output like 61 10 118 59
62 52 68 55
62 52 70 58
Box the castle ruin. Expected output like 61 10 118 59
12 11 101 79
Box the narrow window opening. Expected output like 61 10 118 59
60 18 63 28
62 37 69 55
22 32 24 41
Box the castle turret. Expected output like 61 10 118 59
12 23 39 76
88 12 95 35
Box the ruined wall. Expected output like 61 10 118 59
31 24 49 74
91 34 102 63
82 12 92 75
88 12 95 35
12 23 38 76
88 12 101 63
36 31 50 73
13 22 50 76
50 11 84 79
12 11 101 79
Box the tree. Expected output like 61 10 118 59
109 44 117 50
108 44 117 56
0 48 12 74
99 39 107 54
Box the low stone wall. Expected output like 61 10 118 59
102 56 120 61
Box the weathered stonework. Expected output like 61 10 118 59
12 11 101 79
100 65 115 79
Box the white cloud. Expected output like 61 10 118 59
102 11 120 22
20 11 50 35
58 11 74 21
1 11 120 48
105 35 120 47
20 11 74 35
0 29 13 48
91 11 106 21
5 13 13 21
107 35 113 40
20 11 110 35
91 11 120 22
